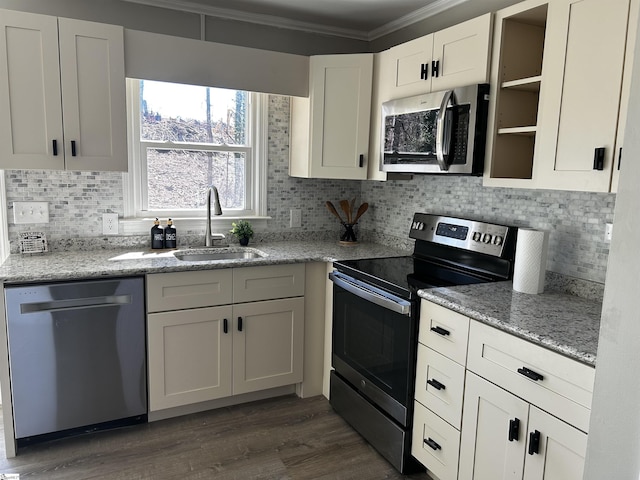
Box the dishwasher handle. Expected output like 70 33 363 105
20 295 133 314
329 271 412 316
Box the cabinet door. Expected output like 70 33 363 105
232 297 304 395
58 18 127 172
459 372 529 480
523 406 587 480
147 305 233 411
431 13 493 92
0 9 64 169
388 35 434 98
535 0 630 191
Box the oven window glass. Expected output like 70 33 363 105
332 285 413 407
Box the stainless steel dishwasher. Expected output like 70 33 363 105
5 276 147 445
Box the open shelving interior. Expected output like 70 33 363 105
490 4 548 180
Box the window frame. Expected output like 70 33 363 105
122 79 269 234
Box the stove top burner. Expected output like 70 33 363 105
335 256 491 300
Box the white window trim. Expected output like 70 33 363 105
122 79 269 236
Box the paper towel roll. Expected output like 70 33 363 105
513 228 549 294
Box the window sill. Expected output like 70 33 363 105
120 216 271 236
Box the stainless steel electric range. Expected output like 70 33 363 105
329 213 518 473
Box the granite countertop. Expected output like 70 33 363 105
419 282 601 367
0 241 412 284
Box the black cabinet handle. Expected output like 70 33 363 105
52 139 58 156
424 437 441 451
618 148 623 170
508 418 520 442
593 147 605 170
71 140 77 157
430 325 450 336
359 154 364 168
528 430 541 455
432 60 440 78
420 63 429 80
238 316 243 332
223 318 228 334
427 379 446 391
517 366 544 382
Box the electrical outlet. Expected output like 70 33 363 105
13 201 49 224
605 223 613 243
290 209 302 228
103 213 119 235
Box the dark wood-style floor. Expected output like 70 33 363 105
0 395 431 479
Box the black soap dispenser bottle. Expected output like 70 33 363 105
151 218 164 249
164 218 177 249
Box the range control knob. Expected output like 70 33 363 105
493 235 503 246
472 232 482 242
482 233 492 244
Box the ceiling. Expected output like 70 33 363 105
122 0 469 40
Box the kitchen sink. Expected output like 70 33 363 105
173 248 266 262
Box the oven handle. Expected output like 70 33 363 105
329 271 412 316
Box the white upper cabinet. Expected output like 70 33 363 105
534 0 632 192
289 53 373 180
0 9 126 171
386 13 493 99
368 13 492 181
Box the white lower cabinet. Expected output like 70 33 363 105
459 372 587 480
416 300 592 480
146 264 305 412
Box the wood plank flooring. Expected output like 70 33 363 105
0 395 431 479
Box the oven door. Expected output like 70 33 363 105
329 271 416 427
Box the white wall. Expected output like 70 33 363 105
583 7 640 479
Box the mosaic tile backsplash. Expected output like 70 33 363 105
5 95 615 284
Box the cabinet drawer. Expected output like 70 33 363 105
415 344 465 429
467 321 595 432
419 300 470 365
412 401 460 480
233 263 305 303
147 269 233 313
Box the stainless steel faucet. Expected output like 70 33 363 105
205 186 227 247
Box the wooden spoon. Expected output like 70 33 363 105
326 201 345 223
352 202 369 223
339 199 352 223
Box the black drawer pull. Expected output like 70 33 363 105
508 418 520 442
430 326 450 336
432 60 440 78
427 379 446 391
52 139 58 156
528 430 541 455
359 154 364 168
517 366 544 382
71 140 77 157
223 318 228 334
424 437 441 451
238 316 243 332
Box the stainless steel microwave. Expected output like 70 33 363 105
381 83 490 175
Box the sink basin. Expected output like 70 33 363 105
173 248 266 262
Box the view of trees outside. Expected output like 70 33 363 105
384 110 437 157
140 80 248 210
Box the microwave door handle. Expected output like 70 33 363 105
436 89 455 171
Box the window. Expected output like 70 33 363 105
125 79 267 225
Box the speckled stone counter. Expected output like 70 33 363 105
0 241 411 284
419 282 601 367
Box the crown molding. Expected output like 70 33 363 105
122 0 469 42
367 0 472 40
122 0 370 40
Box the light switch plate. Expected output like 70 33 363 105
290 208 302 228
13 201 49 224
